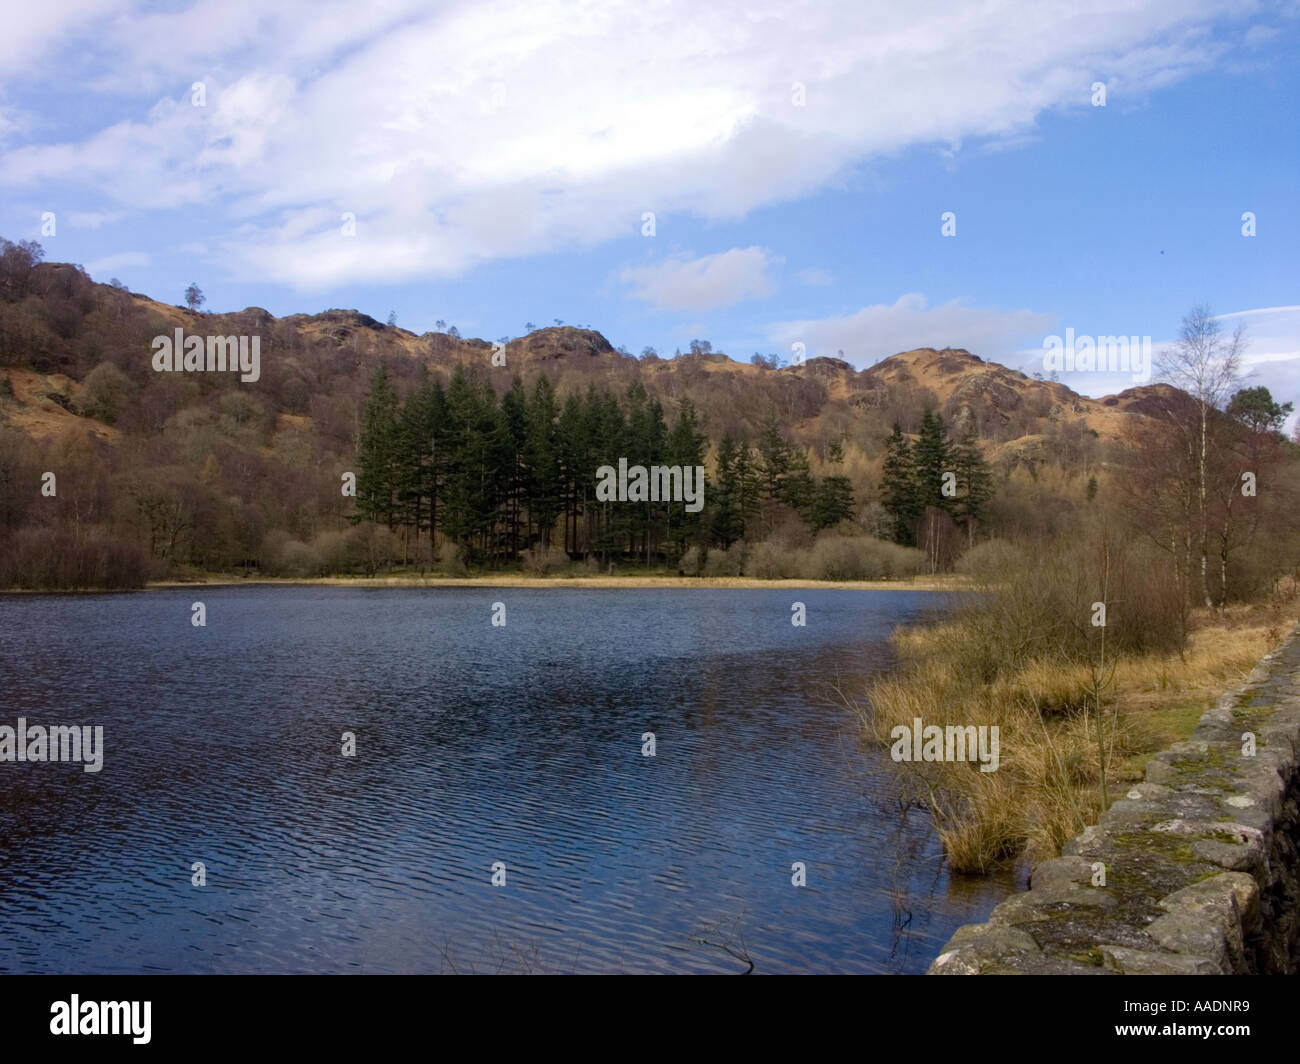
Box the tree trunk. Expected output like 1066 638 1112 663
1198 401 1213 609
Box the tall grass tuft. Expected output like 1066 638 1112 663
859 523 1189 873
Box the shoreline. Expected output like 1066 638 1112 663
2 574 972 594
147 574 970 592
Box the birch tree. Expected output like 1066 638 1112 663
1155 305 1245 610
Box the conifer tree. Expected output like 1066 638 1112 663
911 408 952 515
735 442 762 536
556 391 587 557
525 375 561 549
395 369 434 560
666 399 707 558
757 416 792 498
810 475 855 531
948 425 994 548
354 363 400 529
591 391 626 562
711 435 745 548
639 397 669 564
881 423 921 546
442 367 507 560
500 377 529 557
777 447 815 517
912 408 956 571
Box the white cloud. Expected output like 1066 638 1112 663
1002 306 1300 424
620 247 780 311
1217 305 1300 430
67 210 124 230
0 0 124 76
0 0 1257 287
84 250 149 276
1216 305 1300 369
797 267 834 287
0 106 29 145
1243 24 1282 45
770 293 1056 366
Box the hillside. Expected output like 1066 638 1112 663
0 256 1164 457
0 239 1212 587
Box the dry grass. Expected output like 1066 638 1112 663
858 564 1300 874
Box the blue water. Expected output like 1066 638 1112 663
0 586 1010 973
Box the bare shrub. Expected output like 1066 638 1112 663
0 525 147 589
953 538 1018 578
744 541 796 579
437 538 469 577
74 362 135 424
703 542 747 576
678 545 703 576
799 535 925 581
524 543 567 574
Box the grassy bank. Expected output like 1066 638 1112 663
857 534 1300 874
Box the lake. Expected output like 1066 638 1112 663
0 586 1014 973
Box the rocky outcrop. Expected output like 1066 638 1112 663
504 327 617 365
929 626 1300 975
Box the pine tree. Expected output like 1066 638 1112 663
525 375 561 550
881 423 921 546
500 377 529 558
912 409 954 572
710 435 745 548
735 442 762 536
948 426 994 548
666 399 707 559
912 409 952 514
618 382 643 556
640 397 669 564
423 377 451 560
556 392 586 557
440 367 473 550
757 416 791 498
442 367 507 561
354 363 400 530
394 370 433 561
591 391 626 563
811 475 855 531
777 447 816 518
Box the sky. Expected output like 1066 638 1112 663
1 0 1296 415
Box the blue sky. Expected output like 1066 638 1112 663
1 0 1296 408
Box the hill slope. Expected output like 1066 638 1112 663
0 243 1197 587
0 258 1165 457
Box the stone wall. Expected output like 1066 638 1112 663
928 625 1300 975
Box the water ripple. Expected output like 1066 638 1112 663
0 587 1013 973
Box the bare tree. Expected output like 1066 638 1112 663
1117 406 1196 640
1156 305 1245 609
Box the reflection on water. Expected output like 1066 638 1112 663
0 586 1014 973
